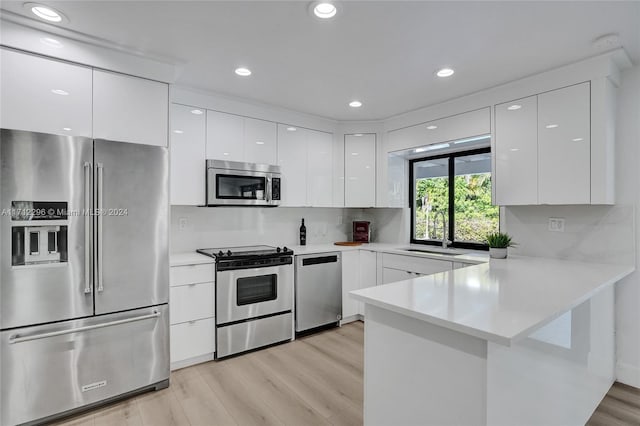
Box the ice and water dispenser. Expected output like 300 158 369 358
11 201 68 266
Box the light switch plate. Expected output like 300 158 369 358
548 217 565 232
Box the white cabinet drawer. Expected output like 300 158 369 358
382 267 421 284
170 263 215 287
170 318 216 363
170 282 215 325
382 253 452 275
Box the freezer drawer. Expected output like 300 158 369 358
1 305 169 426
217 313 292 358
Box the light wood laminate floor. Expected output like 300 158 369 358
51 321 639 426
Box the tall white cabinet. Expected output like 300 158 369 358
0 48 92 137
170 104 206 205
345 134 376 207
93 70 169 146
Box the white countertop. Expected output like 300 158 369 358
350 256 634 346
288 243 488 264
170 252 214 267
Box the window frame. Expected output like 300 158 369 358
409 146 494 251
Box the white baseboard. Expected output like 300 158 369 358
616 362 640 388
340 314 364 325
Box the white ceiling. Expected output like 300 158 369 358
1 1 638 121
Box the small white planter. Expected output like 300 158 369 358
489 247 508 259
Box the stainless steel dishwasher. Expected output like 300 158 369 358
295 252 342 332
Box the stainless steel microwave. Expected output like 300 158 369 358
206 160 281 206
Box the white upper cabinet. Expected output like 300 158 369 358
244 118 277 165
277 124 308 206
207 111 277 164
345 134 376 208
493 82 593 205
206 110 244 161
170 104 206 205
93 70 168 146
0 48 92 137
306 130 333 207
494 95 538 205
538 83 590 204
277 125 334 207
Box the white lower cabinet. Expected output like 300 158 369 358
169 261 216 370
170 282 215 324
170 318 216 367
382 253 452 276
383 267 420 284
341 250 362 321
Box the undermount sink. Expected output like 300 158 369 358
398 247 468 256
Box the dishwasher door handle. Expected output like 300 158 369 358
301 255 339 267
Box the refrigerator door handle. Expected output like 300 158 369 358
96 163 104 293
84 162 92 294
8 311 161 344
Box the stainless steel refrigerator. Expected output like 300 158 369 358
0 129 170 426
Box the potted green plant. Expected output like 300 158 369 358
486 232 515 259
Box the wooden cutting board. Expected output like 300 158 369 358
334 242 363 246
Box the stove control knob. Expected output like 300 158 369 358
227 250 232 257
217 251 224 257
283 246 289 253
276 247 281 253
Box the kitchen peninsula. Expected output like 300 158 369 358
351 256 634 426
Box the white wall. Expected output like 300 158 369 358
504 66 640 387
171 206 357 252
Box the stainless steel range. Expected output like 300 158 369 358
197 245 294 358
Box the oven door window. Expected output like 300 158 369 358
216 174 266 200
237 274 277 306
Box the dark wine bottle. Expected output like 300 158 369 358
300 218 307 246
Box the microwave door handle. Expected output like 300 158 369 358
266 176 272 202
83 162 92 294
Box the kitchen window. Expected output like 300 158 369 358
410 147 498 249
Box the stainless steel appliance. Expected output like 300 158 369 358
197 245 293 358
1 129 169 426
206 160 281 207
295 253 342 332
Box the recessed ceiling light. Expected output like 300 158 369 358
26 3 65 22
40 37 63 48
313 2 337 19
415 148 428 153
223 152 230 156
426 125 438 130
572 137 584 142
190 109 203 115
353 133 363 137
507 104 522 111
545 124 559 129
510 148 520 152
256 141 265 145
235 67 252 77
436 68 455 78
62 127 72 131
349 101 362 108
51 89 69 96
286 126 297 132
173 130 184 134
351 152 359 156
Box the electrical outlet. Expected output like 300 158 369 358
548 217 565 232
178 217 188 231
337 215 343 225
